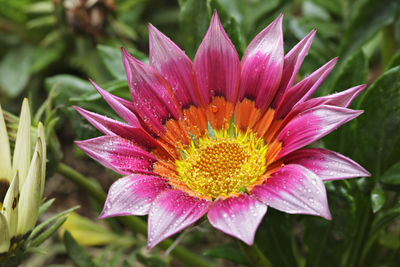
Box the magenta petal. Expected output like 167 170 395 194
284 148 370 181
273 30 316 107
297 84 366 111
121 48 181 136
90 79 141 125
194 11 241 105
148 189 210 248
75 136 157 175
277 105 363 159
74 106 158 147
208 194 267 245
99 175 169 218
239 14 284 110
275 57 338 118
149 24 198 108
282 85 367 125
252 164 331 219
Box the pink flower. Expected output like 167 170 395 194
75 11 370 248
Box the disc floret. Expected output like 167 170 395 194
176 127 268 199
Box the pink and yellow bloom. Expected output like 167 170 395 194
76 11 370 248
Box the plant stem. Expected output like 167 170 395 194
239 241 274 267
56 162 215 267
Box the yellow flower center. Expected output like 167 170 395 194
175 127 268 199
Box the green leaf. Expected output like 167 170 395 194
332 50 368 93
30 216 68 247
38 198 55 217
380 161 400 186
179 0 211 58
339 0 400 60
203 243 251 265
324 50 368 153
30 205 80 240
353 66 400 176
64 231 97 267
97 45 126 80
255 211 299 267
31 45 63 74
0 46 33 98
386 50 400 70
370 187 386 213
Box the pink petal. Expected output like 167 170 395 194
273 30 316 107
121 48 181 136
239 14 284 111
75 136 157 175
74 106 158 148
277 105 363 159
148 189 210 248
207 194 267 245
275 58 338 119
90 79 141 125
282 85 367 125
284 148 370 181
148 24 199 108
194 11 241 106
99 174 169 218
252 164 331 219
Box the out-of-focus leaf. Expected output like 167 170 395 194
386 50 400 70
27 15 56 29
0 46 33 98
339 0 400 59
353 66 400 176
31 45 63 74
59 212 134 247
26 1 54 13
111 20 138 40
203 243 251 265
302 1 331 21
309 0 341 16
324 50 367 153
98 45 126 80
64 231 97 267
179 0 210 58
332 50 368 93
379 233 400 249
371 187 386 213
304 181 357 267
45 75 93 103
380 161 400 187
136 253 169 267
97 45 148 80
255 211 299 267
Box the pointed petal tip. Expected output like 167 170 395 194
322 209 332 220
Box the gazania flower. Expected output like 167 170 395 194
76 11 370 248
0 99 46 254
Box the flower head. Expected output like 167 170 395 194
76 11 370 248
0 99 46 254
